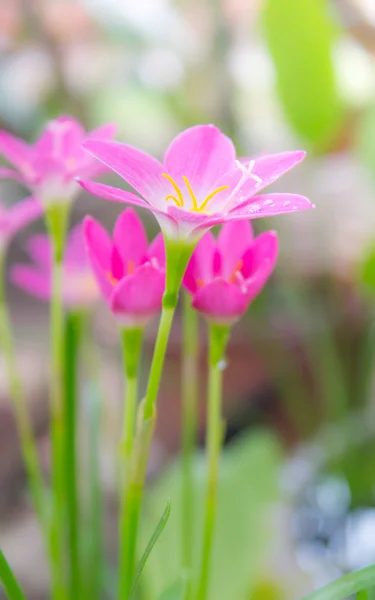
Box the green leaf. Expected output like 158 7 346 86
140 431 282 600
129 499 171 600
360 242 375 293
301 564 375 600
262 0 344 149
0 548 27 600
157 576 188 600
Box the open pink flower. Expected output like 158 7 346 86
0 197 42 253
83 208 166 327
0 116 116 207
11 223 99 308
79 124 312 242
183 221 278 325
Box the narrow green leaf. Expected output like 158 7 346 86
0 549 27 600
302 564 375 600
158 576 188 600
128 499 171 600
262 0 344 149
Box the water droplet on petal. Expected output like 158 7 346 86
283 200 291 207
263 199 274 206
248 203 262 213
217 359 227 371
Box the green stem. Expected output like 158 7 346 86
64 311 83 600
0 548 27 600
197 324 229 600
181 292 199 581
118 327 144 600
46 203 70 600
118 238 194 599
0 252 47 534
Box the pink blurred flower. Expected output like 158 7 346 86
11 223 99 308
83 208 166 327
183 221 278 325
0 197 42 253
79 124 312 242
0 116 116 207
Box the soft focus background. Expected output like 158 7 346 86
3 0 375 599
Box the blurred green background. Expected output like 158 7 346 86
2 0 375 599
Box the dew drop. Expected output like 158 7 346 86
217 359 227 371
248 203 262 213
283 200 291 207
263 199 274 206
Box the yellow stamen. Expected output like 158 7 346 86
107 271 118 286
182 176 199 211
127 259 135 274
197 185 229 212
229 260 243 283
162 173 184 207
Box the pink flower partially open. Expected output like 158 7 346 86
11 223 99 308
79 124 312 242
0 116 116 207
183 221 278 325
0 197 42 253
83 208 166 327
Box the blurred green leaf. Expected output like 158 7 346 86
157 576 188 600
129 499 171 600
360 242 375 292
141 431 282 600
262 0 344 150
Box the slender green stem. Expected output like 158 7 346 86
118 327 144 600
64 311 83 600
197 324 229 600
0 548 27 600
46 203 70 600
181 292 199 581
0 252 47 533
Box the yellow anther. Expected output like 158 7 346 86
127 260 135 275
162 173 184 207
107 271 118 286
162 173 229 213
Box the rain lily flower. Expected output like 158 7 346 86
0 116 116 207
11 223 99 309
0 197 42 254
79 124 313 243
183 220 278 325
83 208 166 327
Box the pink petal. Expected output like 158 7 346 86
110 264 165 318
111 246 124 279
0 131 32 172
10 265 50 300
217 220 253 279
82 140 168 208
147 232 165 267
192 279 247 322
163 124 236 199
34 116 85 160
79 180 178 238
183 231 216 294
87 122 117 141
113 208 148 270
8 196 42 236
228 193 313 219
26 235 52 267
239 151 306 197
83 216 112 270
0 167 25 182
242 231 278 278
64 222 87 268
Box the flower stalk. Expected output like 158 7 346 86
45 202 70 600
181 291 199 582
197 324 230 600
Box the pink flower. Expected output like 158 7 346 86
11 223 99 308
183 221 278 325
0 116 116 207
0 197 42 253
79 124 312 242
83 208 166 327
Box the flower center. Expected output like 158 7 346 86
162 173 228 213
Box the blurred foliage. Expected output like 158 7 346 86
141 431 283 600
262 0 345 151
